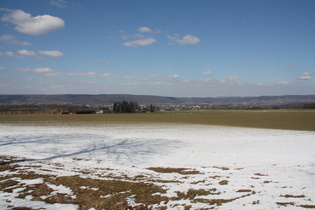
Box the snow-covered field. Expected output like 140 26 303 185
0 123 314 209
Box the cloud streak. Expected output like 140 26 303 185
0 50 63 58
17 49 36 56
39 50 63 58
137 26 153 33
50 0 68 8
123 37 156 47
167 34 200 45
298 72 312 81
201 71 213 76
15 68 112 78
17 67 54 74
0 35 31 46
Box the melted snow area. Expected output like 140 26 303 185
0 123 314 209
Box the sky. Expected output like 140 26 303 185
0 0 314 97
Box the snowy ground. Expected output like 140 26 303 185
0 123 314 209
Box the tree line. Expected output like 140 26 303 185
113 101 138 113
113 101 156 113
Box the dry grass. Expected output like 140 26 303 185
17 183 53 199
1 156 259 209
254 173 268 176
147 167 201 175
218 180 229 185
1 109 315 131
1 171 169 209
276 202 295 206
1 155 177 209
2 156 314 209
281 194 305 198
236 189 253 193
176 188 220 200
299 205 315 208
47 175 169 208
213 166 230 171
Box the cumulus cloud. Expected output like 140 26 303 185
123 37 156 47
1 9 65 35
138 26 153 33
201 71 213 76
17 49 36 56
0 34 31 46
39 50 63 58
0 66 6 71
167 34 200 45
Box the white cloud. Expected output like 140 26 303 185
123 37 156 47
101 73 112 77
1 9 65 35
168 74 180 79
0 51 15 57
50 0 68 8
1 49 63 58
220 76 240 84
167 34 200 45
45 71 62 76
298 72 312 81
17 49 36 56
0 51 25 58
17 68 28 72
123 76 136 80
0 34 31 46
138 26 153 33
226 76 239 81
66 72 97 77
277 81 289 85
5 51 14 57
201 71 213 76
16 67 54 74
33 68 54 73
15 67 112 78
0 66 6 71
39 50 63 58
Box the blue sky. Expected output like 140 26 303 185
0 0 314 97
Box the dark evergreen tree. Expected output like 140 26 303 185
113 101 139 113
150 104 155 112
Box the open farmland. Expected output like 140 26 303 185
1 109 315 131
0 110 315 209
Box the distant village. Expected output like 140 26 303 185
0 100 315 115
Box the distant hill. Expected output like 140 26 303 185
0 94 181 105
0 94 315 106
